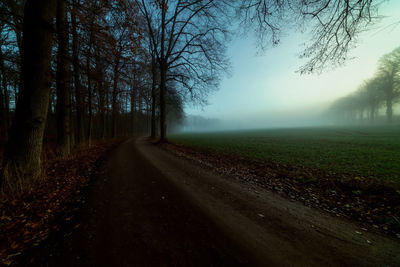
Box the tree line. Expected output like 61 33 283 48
328 47 400 123
0 0 384 194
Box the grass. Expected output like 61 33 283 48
169 125 400 183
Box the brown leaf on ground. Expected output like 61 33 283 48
0 139 121 265
161 142 400 239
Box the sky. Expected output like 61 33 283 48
184 1 400 128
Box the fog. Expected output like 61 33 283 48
181 104 330 132
182 1 400 132
180 104 400 133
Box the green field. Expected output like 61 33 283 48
170 126 400 183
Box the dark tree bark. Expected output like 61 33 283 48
150 56 157 138
4 85 9 134
85 21 94 146
159 60 167 141
159 1 167 141
105 85 110 137
86 52 93 146
71 0 85 144
138 93 142 133
98 82 106 139
1 0 56 194
386 96 393 122
0 85 5 138
138 0 229 141
13 78 18 107
0 47 8 137
111 58 120 138
130 87 136 134
87 81 93 146
56 0 71 157
95 51 106 139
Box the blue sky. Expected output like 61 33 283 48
185 1 400 125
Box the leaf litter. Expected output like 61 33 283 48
0 140 121 266
162 142 400 240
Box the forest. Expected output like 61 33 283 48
1 0 400 266
0 0 386 194
328 46 400 123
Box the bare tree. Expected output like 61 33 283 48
56 0 72 156
378 46 400 122
296 0 381 73
150 53 158 138
236 0 287 48
1 0 56 194
0 28 10 137
71 0 85 144
137 0 230 141
364 77 384 121
237 0 382 73
0 0 24 55
0 1 25 137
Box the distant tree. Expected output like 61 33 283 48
354 87 369 121
70 0 85 144
0 27 10 136
78 0 111 145
328 76 387 124
0 0 24 54
150 52 158 138
377 47 400 122
329 94 358 123
0 1 25 137
56 0 72 156
362 77 384 122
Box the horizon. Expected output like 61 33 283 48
184 1 400 130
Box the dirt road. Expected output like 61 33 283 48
40 138 400 266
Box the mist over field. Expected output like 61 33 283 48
180 1 400 133
180 104 330 132
180 103 400 133
181 99 397 136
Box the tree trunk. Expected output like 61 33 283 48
95 53 106 139
359 108 364 121
69 101 75 148
86 24 94 146
4 84 9 132
370 105 375 122
56 0 71 157
130 88 135 135
71 0 85 144
159 0 167 142
1 0 56 194
87 64 93 147
159 60 167 141
14 29 23 57
131 88 136 134
105 87 110 137
99 83 106 139
151 57 157 139
87 81 93 146
0 46 9 138
0 52 6 138
111 59 120 138
386 97 393 122
13 80 18 107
